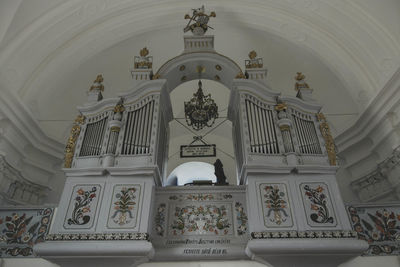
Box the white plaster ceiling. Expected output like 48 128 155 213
0 1 399 173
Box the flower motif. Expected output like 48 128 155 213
77 189 85 195
82 207 90 213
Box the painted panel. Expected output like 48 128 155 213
300 183 336 227
0 208 53 257
260 183 293 227
107 184 141 229
169 203 233 236
348 205 400 255
63 184 101 229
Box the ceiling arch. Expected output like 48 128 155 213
0 0 399 144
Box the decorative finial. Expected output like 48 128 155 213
294 72 310 91
184 6 216 36
89 74 104 92
134 47 153 69
245 50 263 68
249 50 257 59
140 47 149 57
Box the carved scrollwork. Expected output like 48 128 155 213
64 114 86 168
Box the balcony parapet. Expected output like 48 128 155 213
347 203 400 256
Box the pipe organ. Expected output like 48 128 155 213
34 19 366 267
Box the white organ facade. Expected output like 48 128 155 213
0 4 400 267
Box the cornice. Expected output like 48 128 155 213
335 67 400 152
0 86 64 159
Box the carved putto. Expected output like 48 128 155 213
184 5 216 36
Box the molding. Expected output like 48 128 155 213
45 232 149 241
251 230 357 239
336 67 400 152
0 87 64 158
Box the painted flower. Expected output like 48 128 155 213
82 207 90 213
351 215 359 223
41 217 49 224
0 218 3 224
92 187 97 192
77 189 85 195
372 231 380 241
89 193 96 199
397 214 400 221
311 204 319 211
39 226 47 233
316 186 324 192
21 233 33 243
383 246 392 253
355 225 363 233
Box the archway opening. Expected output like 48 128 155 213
166 161 217 186
166 79 236 186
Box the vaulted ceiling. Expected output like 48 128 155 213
0 0 399 155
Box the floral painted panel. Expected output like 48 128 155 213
169 203 233 236
154 203 166 236
235 202 248 235
64 184 101 229
301 183 336 227
0 208 53 257
260 183 293 227
107 185 141 228
348 205 400 255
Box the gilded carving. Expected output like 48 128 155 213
317 112 336 165
152 73 161 80
89 74 104 92
64 114 86 168
245 50 263 68
184 6 216 35
295 72 310 91
113 103 125 114
110 126 120 132
235 71 246 79
134 47 153 69
275 102 287 112
279 125 290 131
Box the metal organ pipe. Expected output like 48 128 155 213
245 100 254 153
244 97 279 155
121 100 155 155
79 116 108 157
